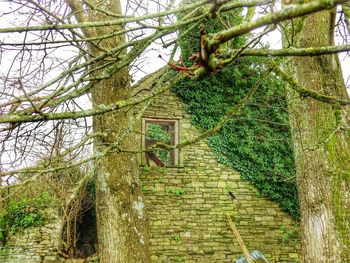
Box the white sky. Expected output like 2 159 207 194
0 1 349 173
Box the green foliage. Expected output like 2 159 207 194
280 224 298 243
0 192 54 241
86 177 96 199
146 123 171 164
142 166 150 173
175 256 184 262
165 188 185 196
146 123 171 143
174 12 299 219
157 150 170 164
171 234 181 242
141 183 149 193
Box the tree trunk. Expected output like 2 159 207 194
284 3 350 262
67 1 150 262
93 108 150 263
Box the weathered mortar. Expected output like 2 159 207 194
0 90 301 263
138 90 300 263
0 208 63 263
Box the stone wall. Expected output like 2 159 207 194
138 90 300 263
0 90 301 263
0 208 62 263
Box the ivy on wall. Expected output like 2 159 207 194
0 192 54 244
173 11 300 219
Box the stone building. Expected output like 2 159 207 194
0 89 300 262
138 90 300 263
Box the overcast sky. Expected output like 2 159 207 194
0 0 349 173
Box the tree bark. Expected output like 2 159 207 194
284 3 350 262
67 1 150 262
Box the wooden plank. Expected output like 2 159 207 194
227 214 254 263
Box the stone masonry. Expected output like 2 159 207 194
0 90 301 263
0 208 62 263
138 90 300 263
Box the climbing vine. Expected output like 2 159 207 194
173 10 299 219
0 192 54 243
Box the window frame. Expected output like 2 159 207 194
141 117 179 167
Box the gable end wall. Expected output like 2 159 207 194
139 90 300 263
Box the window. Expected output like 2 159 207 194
142 118 179 167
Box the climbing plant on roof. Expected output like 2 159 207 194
173 9 299 219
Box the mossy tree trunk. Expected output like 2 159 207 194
67 1 150 262
284 2 350 262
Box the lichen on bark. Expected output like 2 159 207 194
283 3 350 262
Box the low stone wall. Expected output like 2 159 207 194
0 208 62 263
